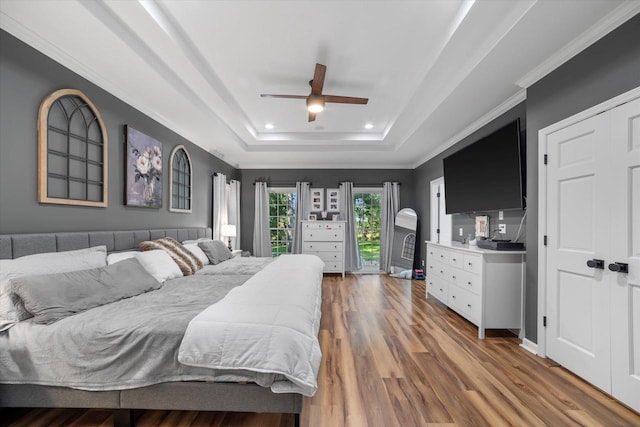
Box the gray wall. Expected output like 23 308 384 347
524 13 640 343
412 102 527 269
0 30 238 234
239 169 415 252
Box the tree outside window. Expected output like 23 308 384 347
354 191 381 269
269 190 296 257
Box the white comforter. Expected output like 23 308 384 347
178 254 324 396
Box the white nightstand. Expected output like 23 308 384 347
231 249 242 258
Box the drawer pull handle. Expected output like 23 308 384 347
439 288 443 292
452 295 456 299
452 275 456 279
467 281 472 285
467 304 472 308
452 258 457 262
440 270 444 274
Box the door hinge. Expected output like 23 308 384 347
436 192 440 198
543 316 547 327
543 235 548 246
436 228 440 234
544 154 548 165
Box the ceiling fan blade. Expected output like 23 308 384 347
324 95 368 104
310 63 326 95
260 94 307 99
308 111 317 122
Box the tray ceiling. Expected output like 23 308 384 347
1 0 637 168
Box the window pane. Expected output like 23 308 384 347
354 191 382 268
268 190 296 257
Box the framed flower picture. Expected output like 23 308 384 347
125 126 162 208
310 188 324 211
327 188 340 212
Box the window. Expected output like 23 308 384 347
169 145 192 212
269 188 296 257
37 88 107 207
354 189 382 270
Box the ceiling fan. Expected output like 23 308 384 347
260 63 368 122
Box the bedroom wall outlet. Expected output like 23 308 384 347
499 223 506 234
459 227 463 236
499 211 504 220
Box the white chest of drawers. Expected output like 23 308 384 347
301 221 346 277
426 241 525 339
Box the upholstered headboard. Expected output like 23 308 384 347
0 228 212 259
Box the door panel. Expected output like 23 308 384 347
546 112 611 393
610 97 640 411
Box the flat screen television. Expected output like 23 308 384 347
443 119 525 214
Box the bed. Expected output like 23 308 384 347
0 227 323 427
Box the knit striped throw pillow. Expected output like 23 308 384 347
139 237 203 276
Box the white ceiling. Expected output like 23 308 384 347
1 0 638 169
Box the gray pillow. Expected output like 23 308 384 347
198 240 233 265
10 258 160 325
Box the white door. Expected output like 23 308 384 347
545 112 612 392
430 177 451 245
609 97 640 410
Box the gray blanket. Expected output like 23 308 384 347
0 274 264 390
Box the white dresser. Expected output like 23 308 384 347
302 221 346 277
425 241 525 339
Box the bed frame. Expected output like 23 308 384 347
0 228 302 427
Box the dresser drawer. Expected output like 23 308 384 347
303 241 342 252
427 259 447 280
449 268 481 296
303 222 345 231
309 251 343 262
449 285 481 324
448 250 465 268
427 276 448 303
463 253 482 274
303 229 344 242
323 261 344 272
427 244 448 264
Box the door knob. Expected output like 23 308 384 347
608 262 629 273
586 259 605 269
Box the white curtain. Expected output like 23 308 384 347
212 173 228 241
380 181 400 273
340 182 361 272
253 182 271 257
228 179 241 250
291 182 311 253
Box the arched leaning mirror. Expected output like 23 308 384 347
390 208 418 275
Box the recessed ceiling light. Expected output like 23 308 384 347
265 123 274 129
364 123 374 129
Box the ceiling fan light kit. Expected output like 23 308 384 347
261 63 368 122
306 95 325 113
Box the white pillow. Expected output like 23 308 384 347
183 243 210 266
107 250 183 283
0 245 107 331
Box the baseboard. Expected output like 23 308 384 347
520 338 538 355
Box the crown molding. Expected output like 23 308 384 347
516 1 640 89
412 89 526 169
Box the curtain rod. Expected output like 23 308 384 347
252 181 400 186
252 181 311 186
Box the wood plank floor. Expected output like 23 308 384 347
2 274 639 427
